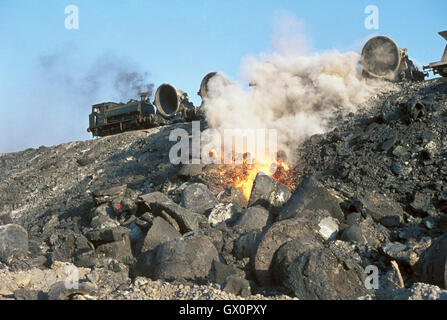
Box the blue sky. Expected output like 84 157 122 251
0 0 446 152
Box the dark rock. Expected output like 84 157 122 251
90 204 119 229
341 224 367 245
110 197 137 217
49 231 93 263
95 235 133 264
0 214 12 226
278 176 344 223
159 210 181 232
410 192 436 216
282 246 368 299
380 215 403 228
402 98 431 123
210 260 245 284
222 276 251 297
300 209 339 241
92 185 127 205
151 199 208 234
208 203 240 227
138 192 171 212
190 228 225 253
13 289 42 300
392 146 408 158
133 217 152 232
234 206 271 233
252 217 320 286
74 251 99 268
0 224 28 264
272 234 324 285
85 226 130 245
391 162 411 176
394 282 447 300
380 242 419 266
381 134 397 151
234 230 262 260
127 221 145 249
346 212 363 225
248 172 292 214
216 187 247 208
152 234 219 282
418 234 447 289
353 193 405 226
138 217 181 254
181 183 218 215
341 216 390 248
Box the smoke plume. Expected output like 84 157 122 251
38 50 154 102
202 13 385 163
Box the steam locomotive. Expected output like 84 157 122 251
87 74 216 137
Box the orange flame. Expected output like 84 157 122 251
214 155 294 201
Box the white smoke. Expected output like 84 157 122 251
202 12 384 163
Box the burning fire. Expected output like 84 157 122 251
210 150 295 201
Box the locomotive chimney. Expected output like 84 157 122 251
139 92 149 102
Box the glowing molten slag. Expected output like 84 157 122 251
213 153 295 201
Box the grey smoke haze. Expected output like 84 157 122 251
0 50 154 153
39 51 154 101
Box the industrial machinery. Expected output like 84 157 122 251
87 92 156 137
87 83 203 137
360 35 425 81
423 30 447 77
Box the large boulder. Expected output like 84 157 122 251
235 206 271 233
95 235 134 264
281 245 369 299
48 231 93 264
0 224 28 264
222 276 251 297
234 230 262 260
300 209 339 241
278 176 344 223
138 217 181 254
251 217 320 286
181 183 218 215
151 199 208 234
208 203 240 227
272 234 324 285
210 260 245 285
85 226 130 245
151 234 219 282
350 193 405 227
341 216 390 248
138 192 170 212
248 172 292 214
417 234 447 289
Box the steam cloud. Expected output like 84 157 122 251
202 13 385 163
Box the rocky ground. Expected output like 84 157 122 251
0 78 447 300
